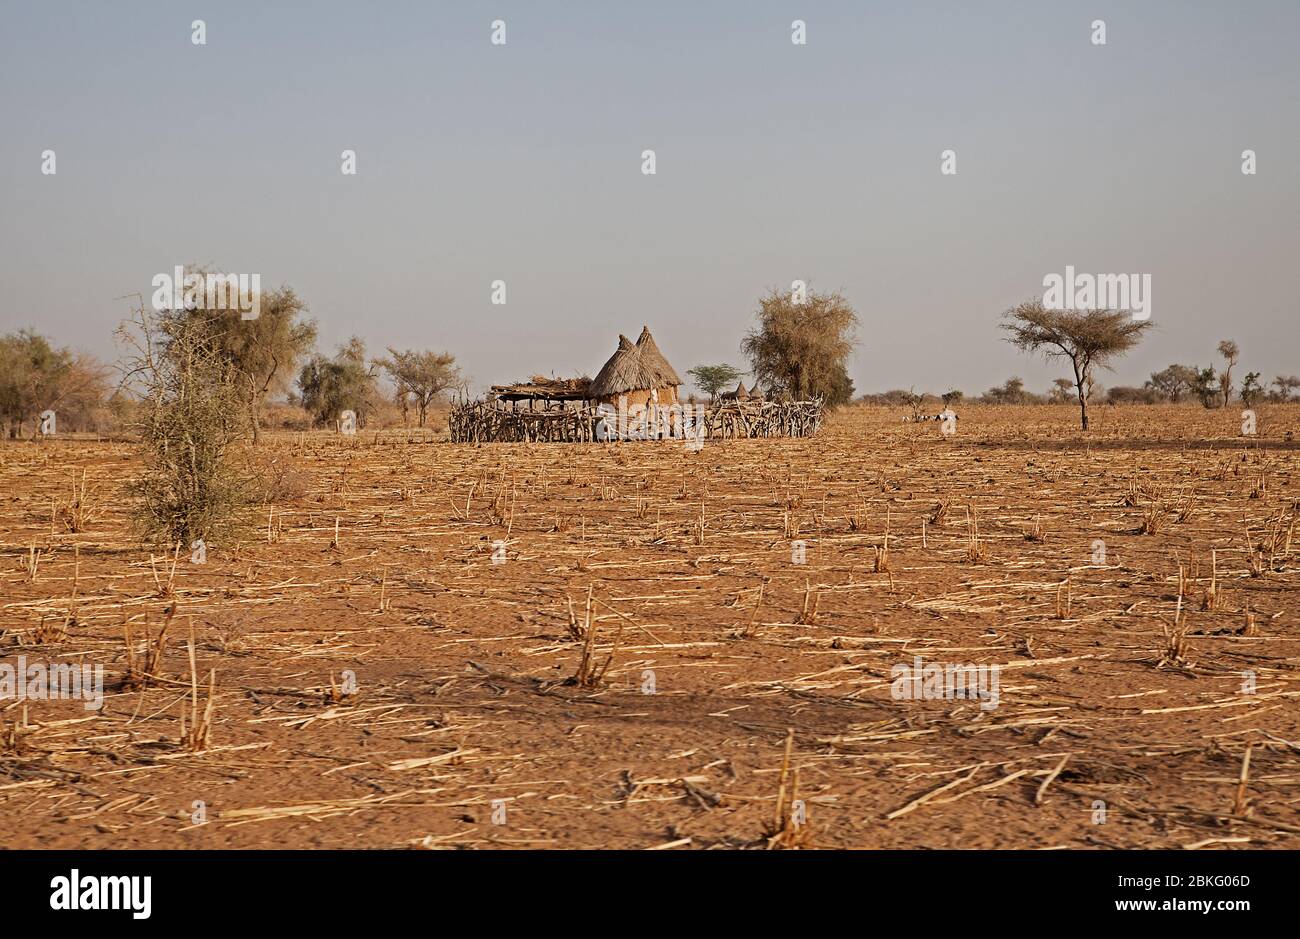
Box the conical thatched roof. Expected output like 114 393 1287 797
589 335 662 397
733 381 750 399
635 326 682 387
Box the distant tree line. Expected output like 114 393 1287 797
852 325 1296 430
2 281 461 438
7 283 1297 446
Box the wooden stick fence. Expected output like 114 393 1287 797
449 398 823 443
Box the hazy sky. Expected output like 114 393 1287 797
3 1 1297 397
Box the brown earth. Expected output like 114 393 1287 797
1 403 1297 850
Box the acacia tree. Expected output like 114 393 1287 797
686 364 744 401
741 287 858 405
376 348 460 427
1002 300 1151 430
1146 364 1199 402
1048 377 1074 403
1217 340 1239 407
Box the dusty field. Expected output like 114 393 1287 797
1 404 1298 850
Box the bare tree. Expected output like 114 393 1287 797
1002 300 1151 430
1217 340 1239 408
376 348 460 427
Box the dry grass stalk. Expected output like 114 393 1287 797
149 542 182 597
32 615 69 644
738 582 765 638
1157 596 1191 669
55 469 97 533
123 606 175 690
965 505 989 562
183 629 216 752
1200 549 1219 611
1249 473 1267 500
798 580 819 625
1243 526 1265 577
1055 576 1072 619
1242 610 1258 636
1232 742 1254 817
873 509 892 572
22 542 45 582
1139 500 1166 535
571 586 625 688
1 708 31 755
325 671 357 704
767 728 811 849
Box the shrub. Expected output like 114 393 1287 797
119 306 250 547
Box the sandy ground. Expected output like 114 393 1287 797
1 403 1297 849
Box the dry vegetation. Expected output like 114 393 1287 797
1 403 1298 850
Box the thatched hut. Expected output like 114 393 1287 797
721 380 750 401
589 333 679 409
634 326 682 404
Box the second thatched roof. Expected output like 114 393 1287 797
588 335 664 397
635 326 682 387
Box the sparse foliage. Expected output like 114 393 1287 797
118 305 250 546
1217 340 1239 407
376 348 460 427
1001 301 1151 429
